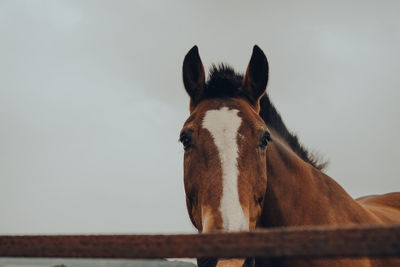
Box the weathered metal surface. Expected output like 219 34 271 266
0 224 399 259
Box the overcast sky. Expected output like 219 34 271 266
0 0 399 234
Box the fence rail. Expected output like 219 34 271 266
1 224 400 259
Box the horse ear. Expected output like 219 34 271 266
182 46 205 107
242 45 269 107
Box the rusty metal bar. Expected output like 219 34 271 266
0 224 399 259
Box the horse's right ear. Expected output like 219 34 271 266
242 45 269 109
182 46 205 108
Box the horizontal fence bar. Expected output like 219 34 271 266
0 224 399 259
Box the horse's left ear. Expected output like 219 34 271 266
182 45 205 110
242 45 269 108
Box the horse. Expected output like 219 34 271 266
179 45 400 267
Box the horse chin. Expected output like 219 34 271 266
197 258 254 267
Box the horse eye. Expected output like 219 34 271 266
260 132 271 149
180 134 192 150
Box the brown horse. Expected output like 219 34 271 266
179 45 400 267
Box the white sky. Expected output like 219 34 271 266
0 0 399 234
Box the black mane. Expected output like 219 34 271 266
204 64 327 170
204 64 245 99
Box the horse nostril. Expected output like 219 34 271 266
197 258 218 267
242 258 255 267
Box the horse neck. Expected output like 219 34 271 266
259 134 379 227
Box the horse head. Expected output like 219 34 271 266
180 45 269 267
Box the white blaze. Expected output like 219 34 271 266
202 107 248 231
